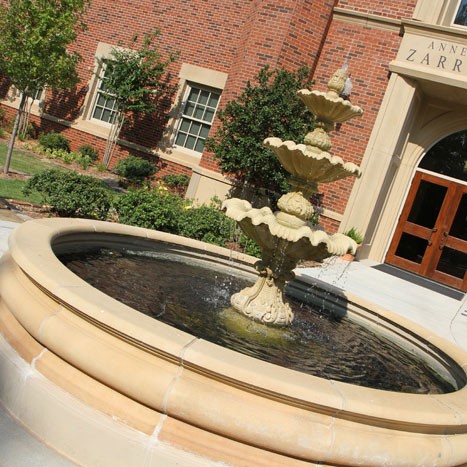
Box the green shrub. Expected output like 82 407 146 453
113 155 156 186
38 132 70 152
95 161 108 172
344 227 364 244
78 144 99 161
113 188 184 232
239 234 261 258
23 169 112 219
178 204 235 247
61 151 76 164
161 174 190 188
206 65 314 200
75 153 93 170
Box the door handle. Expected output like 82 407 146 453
428 228 437 246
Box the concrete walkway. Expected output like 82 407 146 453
299 257 467 351
0 213 465 465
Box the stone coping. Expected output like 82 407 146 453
1 218 467 465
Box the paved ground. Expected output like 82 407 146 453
299 257 467 351
0 206 465 465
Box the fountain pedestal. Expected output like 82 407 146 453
231 244 297 326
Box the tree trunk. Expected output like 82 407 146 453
3 93 26 175
103 112 125 168
18 96 33 140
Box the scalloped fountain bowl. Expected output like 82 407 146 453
264 137 361 184
297 89 364 123
0 218 466 466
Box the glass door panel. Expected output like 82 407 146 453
386 172 467 291
394 233 428 264
436 248 467 279
407 181 447 228
449 194 466 240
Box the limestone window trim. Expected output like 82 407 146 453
87 61 118 128
451 0 467 28
158 63 228 165
79 42 125 133
415 0 467 28
0 84 45 119
172 82 221 155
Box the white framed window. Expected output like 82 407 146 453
453 0 467 26
90 62 118 125
174 84 221 154
31 87 43 101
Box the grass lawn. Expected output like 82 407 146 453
0 178 43 204
0 143 57 175
0 140 68 203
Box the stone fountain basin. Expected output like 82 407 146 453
0 218 466 466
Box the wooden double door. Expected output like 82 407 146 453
386 171 467 291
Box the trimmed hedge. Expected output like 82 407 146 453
38 132 70 152
23 169 113 219
112 188 184 233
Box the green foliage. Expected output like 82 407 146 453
113 188 184 233
95 161 108 172
0 107 6 127
179 204 235 247
113 155 157 185
78 144 99 161
161 174 190 188
101 30 178 117
114 189 236 248
39 132 70 152
43 147 70 160
344 227 364 244
206 66 314 199
23 169 112 219
0 0 88 95
239 234 262 258
0 0 88 173
75 153 93 169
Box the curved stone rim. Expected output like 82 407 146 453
1 218 467 465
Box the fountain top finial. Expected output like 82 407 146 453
326 64 348 98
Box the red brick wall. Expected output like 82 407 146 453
199 0 336 172
336 0 417 19
53 0 252 158
310 17 404 229
0 0 337 177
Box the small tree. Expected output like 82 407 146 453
0 0 89 174
98 31 178 167
206 66 314 201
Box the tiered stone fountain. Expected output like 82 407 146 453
0 67 466 466
224 66 363 326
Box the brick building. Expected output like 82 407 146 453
1 0 466 291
